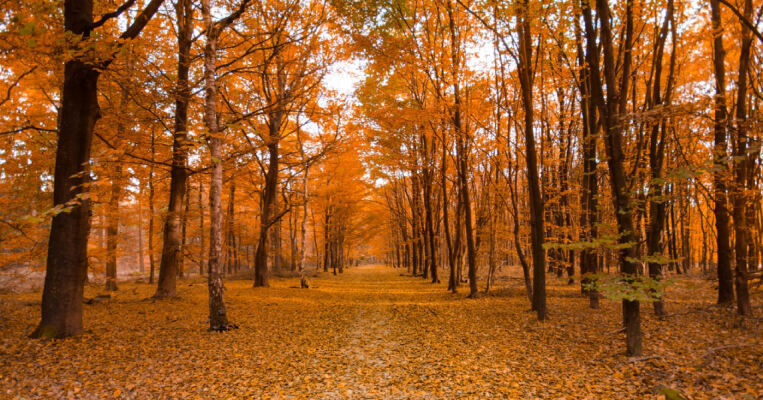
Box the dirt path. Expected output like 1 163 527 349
1 265 760 399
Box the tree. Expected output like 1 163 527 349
199 0 251 331
31 0 165 339
155 0 194 299
709 0 735 307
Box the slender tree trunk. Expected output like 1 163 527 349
574 11 600 308
646 0 675 316
589 0 642 356
201 0 237 330
516 1 546 318
710 0 735 305
138 194 145 274
424 172 438 283
457 136 478 297
323 207 331 273
507 164 533 304
732 0 754 316
298 167 309 272
272 191 282 272
442 133 457 293
155 0 193 298
180 179 190 277
226 180 236 274
311 206 320 271
105 160 122 291
149 131 156 284
199 180 205 275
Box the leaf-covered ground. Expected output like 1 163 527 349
0 265 760 399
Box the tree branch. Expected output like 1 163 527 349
120 0 166 40
716 0 763 43
91 0 138 31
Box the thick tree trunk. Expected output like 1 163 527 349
31 58 99 339
155 0 192 298
254 115 281 287
32 0 164 338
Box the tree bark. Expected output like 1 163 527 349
591 0 642 356
200 0 245 331
32 0 164 339
199 180 205 275
645 0 675 317
732 0 754 316
105 160 122 291
255 138 279 287
298 167 309 272
710 0 735 305
149 131 156 283
517 1 546 319
155 0 193 298
574 9 600 308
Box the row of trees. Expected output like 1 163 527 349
0 0 760 357
351 0 762 356
1 0 382 336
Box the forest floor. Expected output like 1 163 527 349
0 265 761 399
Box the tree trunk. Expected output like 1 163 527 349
254 114 281 287
138 195 145 274
149 131 156 284
590 0 642 356
298 167 309 272
105 160 122 291
732 0 754 316
574 12 600 308
517 2 546 319
32 0 164 339
155 0 193 298
442 133 457 293
31 57 100 339
710 0 735 305
226 180 236 274
180 179 190 277
201 0 233 331
199 180 205 275
645 0 675 317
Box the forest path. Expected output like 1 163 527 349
1 265 761 399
